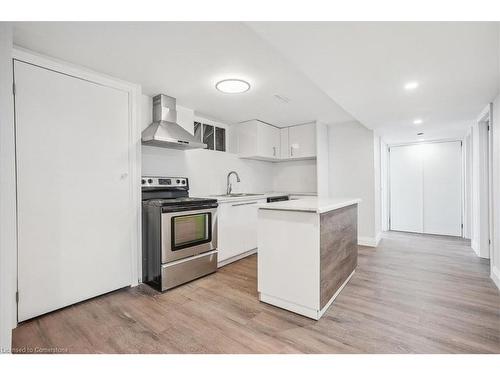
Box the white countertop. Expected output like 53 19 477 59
198 191 317 203
258 197 361 214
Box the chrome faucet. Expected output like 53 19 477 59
226 171 241 195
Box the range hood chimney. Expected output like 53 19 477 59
141 94 206 150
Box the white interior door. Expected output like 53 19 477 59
390 142 462 236
390 144 424 233
422 142 462 236
15 60 133 321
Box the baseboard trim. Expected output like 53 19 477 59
491 265 500 290
358 235 381 247
217 248 257 268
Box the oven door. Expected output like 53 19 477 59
161 207 217 263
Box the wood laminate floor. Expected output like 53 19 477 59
12 231 500 353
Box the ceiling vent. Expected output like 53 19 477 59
273 94 291 104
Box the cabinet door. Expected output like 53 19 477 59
218 199 266 263
217 202 244 262
236 121 259 157
280 128 289 159
258 123 280 159
15 60 132 322
240 199 266 251
289 123 316 158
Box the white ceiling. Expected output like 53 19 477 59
12 22 353 128
248 22 500 143
12 22 500 142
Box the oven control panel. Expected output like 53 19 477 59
141 176 188 188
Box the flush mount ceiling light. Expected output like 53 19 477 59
413 119 423 125
404 81 419 90
417 132 424 136
215 79 250 94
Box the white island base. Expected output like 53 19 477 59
257 198 360 320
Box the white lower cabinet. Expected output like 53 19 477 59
217 198 266 266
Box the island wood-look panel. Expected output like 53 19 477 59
319 204 358 309
11 231 500 354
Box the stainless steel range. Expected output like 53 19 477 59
142 176 218 291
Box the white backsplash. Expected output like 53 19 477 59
142 146 317 196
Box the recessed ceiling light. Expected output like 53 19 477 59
417 132 424 136
404 81 419 90
413 119 423 125
215 79 250 94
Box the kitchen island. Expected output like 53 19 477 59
257 197 360 320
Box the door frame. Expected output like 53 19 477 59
474 104 493 259
387 139 464 236
12 47 142 322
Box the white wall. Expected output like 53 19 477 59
315 121 329 198
328 121 380 246
141 94 316 195
272 159 317 194
0 23 16 353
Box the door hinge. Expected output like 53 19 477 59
488 125 490 131
489 239 492 245
12 82 16 95
461 223 463 228
16 291 19 303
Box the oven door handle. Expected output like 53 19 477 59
232 201 258 207
162 204 218 213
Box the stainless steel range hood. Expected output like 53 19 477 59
142 94 207 150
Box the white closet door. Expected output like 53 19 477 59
15 61 132 321
422 142 462 236
389 145 424 233
390 142 462 237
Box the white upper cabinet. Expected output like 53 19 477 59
258 122 280 159
280 128 289 159
288 123 316 159
237 120 316 162
236 120 280 161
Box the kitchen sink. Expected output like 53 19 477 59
211 193 264 197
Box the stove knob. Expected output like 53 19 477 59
182 180 186 184
148 179 153 184
141 179 146 184
176 179 180 184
